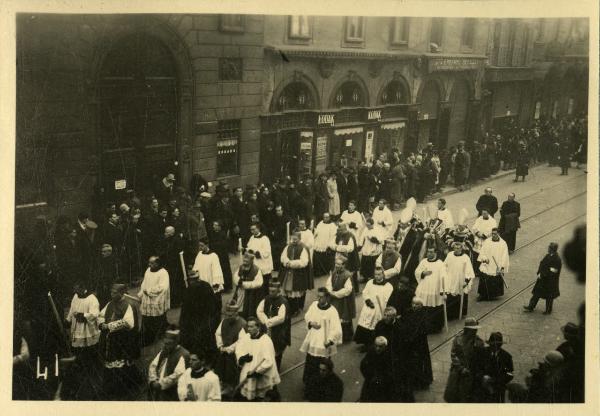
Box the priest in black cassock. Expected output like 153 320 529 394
524 242 562 315
401 297 433 390
498 193 521 253
359 336 395 402
179 270 220 355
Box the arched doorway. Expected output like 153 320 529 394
448 79 470 148
97 33 178 201
418 80 441 149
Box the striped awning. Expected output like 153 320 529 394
381 121 406 130
334 126 364 136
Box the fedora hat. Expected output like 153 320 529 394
464 317 481 329
561 322 579 338
487 332 503 345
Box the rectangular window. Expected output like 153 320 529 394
430 18 444 47
220 14 245 33
535 18 545 42
491 20 502 65
288 15 311 39
391 17 410 45
345 16 365 42
461 18 476 49
217 119 241 176
507 19 518 66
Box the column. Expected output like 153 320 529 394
405 104 420 154
436 101 451 150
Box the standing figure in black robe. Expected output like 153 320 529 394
524 242 562 314
156 226 185 306
179 271 219 354
359 336 396 402
305 358 344 402
257 281 291 370
214 303 248 400
475 187 499 217
402 298 433 390
515 142 529 181
270 205 290 272
92 244 122 308
498 193 521 253
387 276 416 318
231 187 252 247
209 221 234 292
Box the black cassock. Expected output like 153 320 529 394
360 349 396 402
401 308 433 389
532 253 562 300
179 279 219 354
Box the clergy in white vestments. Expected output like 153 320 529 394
354 267 393 348
372 199 395 238
235 316 280 401
177 351 221 401
477 228 509 301
414 247 447 334
471 209 497 273
313 213 338 277
66 281 100 350
300 287 343 399
359 217 386 281
247 223 274 293
192 240 224 311
443 241 475 320
139 256 170 346
436 198 454 233
297 219 315 258
340 200 365 242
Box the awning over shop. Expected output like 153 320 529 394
381 121 406 130
334 126 364 136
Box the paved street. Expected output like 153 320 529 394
137 164 587 402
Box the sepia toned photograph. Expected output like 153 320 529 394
6 1 595 411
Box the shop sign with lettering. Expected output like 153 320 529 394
428 57 481 72
318 114 335 126
367 110 381 121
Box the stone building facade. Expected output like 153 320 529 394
15 14 588 220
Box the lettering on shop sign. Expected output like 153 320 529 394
367 110 381 121
318 114 335 126
316 136 327 159
428 57 481 72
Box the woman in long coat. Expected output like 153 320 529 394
327 173 341 218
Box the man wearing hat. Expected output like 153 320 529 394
148 326 190 401
257 281 291 370
214 301 248 399
478 332 514 402
443 317 485 403
156 173 176 206
517 350 568 402
524 242 562 314
98 283 142 400
280 231 313 316
179 269 219 354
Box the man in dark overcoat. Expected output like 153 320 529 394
523 242 562 314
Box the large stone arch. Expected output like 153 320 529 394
89 15 195 198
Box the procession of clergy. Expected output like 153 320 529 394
66 188 523 403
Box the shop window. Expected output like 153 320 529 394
390 17 410 46
276 81 314 112
381 80 406 105
220 14 245 33
333 81 365 108
217 119 241 176
344 16 365 46
461 18 476 50
430 18 444 47
288 16 311 40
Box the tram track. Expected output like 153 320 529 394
280 190 587 377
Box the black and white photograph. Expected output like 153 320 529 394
3 0 597 413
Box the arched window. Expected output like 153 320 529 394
380 80 407 105
333 81 365 108
276 81 314 112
